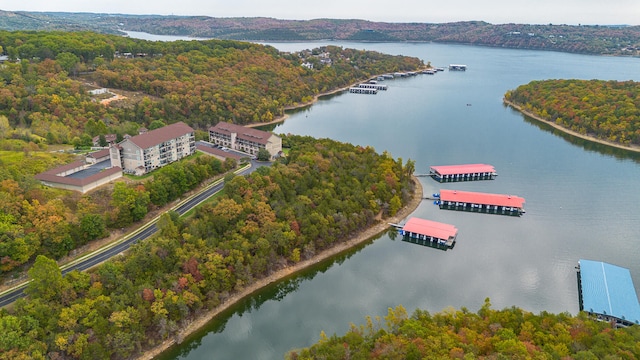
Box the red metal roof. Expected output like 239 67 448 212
430 164 496 176
439 189 525 208
402 217 458 240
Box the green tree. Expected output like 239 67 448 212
148 120 166 130
257 148 271 161
55 52 79 76
110 183 150 227
98 134 108 147
78 213 107 244
25 255 65 302
0 115 11 139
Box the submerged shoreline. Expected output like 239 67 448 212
139 177 424 359
504 99 640 154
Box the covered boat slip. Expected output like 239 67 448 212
399 217 458 249
429 163 497 182
578 259 640 327
438 189 525 216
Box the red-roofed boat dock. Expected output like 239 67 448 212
428 164 497 182
391 217 458 249
437 189 525 216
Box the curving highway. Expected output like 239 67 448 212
0 161 261 308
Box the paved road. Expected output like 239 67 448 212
0 162 261 308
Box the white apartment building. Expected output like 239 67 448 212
110 122 196 175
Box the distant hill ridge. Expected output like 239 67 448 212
1 10 639 55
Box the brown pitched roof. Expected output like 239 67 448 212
208 122 273 146
35 161 122 187
87 149 111 159
127 122 194 150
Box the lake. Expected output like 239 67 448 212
136 39 640 359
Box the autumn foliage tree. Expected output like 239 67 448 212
506 79 640 146
291 299 640 359
1 135 417 359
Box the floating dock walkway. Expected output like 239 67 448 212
349 87 378 94
357 83 388 91
390 217 458 250
577 259 640 327
436 189 525 216
429 164 497 182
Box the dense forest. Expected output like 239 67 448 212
291 299 640 359
0 135 416 359
0 30 422 275
505 79 640 146
2 11 640 55
0 30 423 144
0 147 235 275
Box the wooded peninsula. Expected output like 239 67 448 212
505 79 640 150
290 300 640 359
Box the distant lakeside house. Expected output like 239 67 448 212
208 122 282 159
110 122 196 176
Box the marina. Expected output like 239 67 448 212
577 259 640 327
391 217 458 249
436 189 525 216
428 163 497 182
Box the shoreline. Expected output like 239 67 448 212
245 84 351 129
139 177 424 360
245 71 422 129
504 99 640 154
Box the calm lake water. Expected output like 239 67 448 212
133 37 640 359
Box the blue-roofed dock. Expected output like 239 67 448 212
577 259 640 327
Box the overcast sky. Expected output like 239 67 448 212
3 0 639 25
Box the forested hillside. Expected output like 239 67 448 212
0 149 234 274
0 30 422 275
0 31 423 144
505 79 640 147
290 300 640 359
2 11 640 55
0 135 417 359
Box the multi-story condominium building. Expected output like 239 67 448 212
110 122 196 175
208 122 282 159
